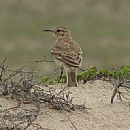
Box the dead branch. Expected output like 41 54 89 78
110 79 130 104
0 60 86 130
0 57 7 68
30 56 54 63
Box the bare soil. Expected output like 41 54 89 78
0 80 130 130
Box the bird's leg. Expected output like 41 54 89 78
65 67 77 87
60 67 64 80
54 67 64 80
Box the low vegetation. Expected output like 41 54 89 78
40 65 130 85
0 59 130 129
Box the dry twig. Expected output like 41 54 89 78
0 60 86 130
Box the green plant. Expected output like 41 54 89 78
77 66 97 81
98 68 113 77
39 66 130 85
113 65 130 79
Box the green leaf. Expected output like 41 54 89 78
98 68 113 76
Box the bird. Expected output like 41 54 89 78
44 26 82 87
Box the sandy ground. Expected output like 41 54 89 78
0 80 130 130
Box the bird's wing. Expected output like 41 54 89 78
51 40 82 67
61 52 82 67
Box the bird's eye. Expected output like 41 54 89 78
56 29 60 32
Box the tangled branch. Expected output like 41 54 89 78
0 59 85 130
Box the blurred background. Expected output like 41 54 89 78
0 0 130 76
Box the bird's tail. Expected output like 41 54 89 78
66 68 77 87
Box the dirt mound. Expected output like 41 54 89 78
0 80 130 130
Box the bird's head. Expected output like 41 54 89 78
44 26 72 40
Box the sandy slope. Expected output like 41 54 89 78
35 80 130 130
0 80 130 130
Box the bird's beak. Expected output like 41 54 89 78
43 29 54 32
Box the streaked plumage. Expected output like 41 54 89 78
44 27 82 87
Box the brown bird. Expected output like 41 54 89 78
44 26 82 87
